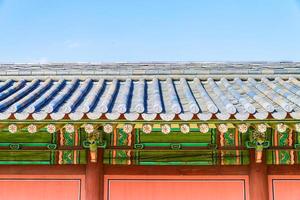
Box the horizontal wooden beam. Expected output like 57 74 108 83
104 165 249 175
0 165 85 175
268 165 300 175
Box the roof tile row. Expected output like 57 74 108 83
0 76 300 121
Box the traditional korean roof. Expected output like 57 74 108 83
0 62 300 121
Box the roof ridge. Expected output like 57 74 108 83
0 62 299 78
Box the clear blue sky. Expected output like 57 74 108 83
0 0 300 62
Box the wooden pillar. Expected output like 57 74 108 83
249 149 268 200
86 149 104 200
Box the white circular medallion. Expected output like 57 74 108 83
180 124 190 134
103 124 113 133
46 124 56 134
123 124 133 134
199 124 209 133
65 124 75 133
8 124 17 134
218 124 228 133
257 124 267 133
161 124 171 134
277 123 287 133
84 124 94 134
238 124 248 134
27 124 37 134
142 124 152 134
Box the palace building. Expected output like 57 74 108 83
0 62 300 200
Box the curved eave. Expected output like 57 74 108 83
0 111 299 122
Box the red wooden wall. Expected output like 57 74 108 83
1 150 300 200
0 175 85 200
268 175 300 200
104 175 249 200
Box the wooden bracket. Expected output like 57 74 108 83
246 129 270 163
83 130 107 163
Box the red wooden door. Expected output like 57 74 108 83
269 175 300 200
0 175 85 200
104 175 249 200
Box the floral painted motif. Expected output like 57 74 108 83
27 124 37 133
218 124 228 133
277 123 287 133
257 124 267 133
180 124 190 134
46 124 56 134
65 124 75 133
199 124 209 133
238 124 248 133
123 124 133 134
103 124 113 133
161 124 171 134
8 124 17 133
84 124 94 134
142 124 152 134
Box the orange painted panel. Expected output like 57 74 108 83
269 175 300 200
0 175 85 200
105 175 249 200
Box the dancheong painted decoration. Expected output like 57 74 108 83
2 62 300 200
0 62 299 166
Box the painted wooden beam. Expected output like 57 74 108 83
104 165 249 175
0 164 85 175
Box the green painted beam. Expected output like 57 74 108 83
138 142 210 148
139 161 212 165
0 161 50 164
0 143 53 147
